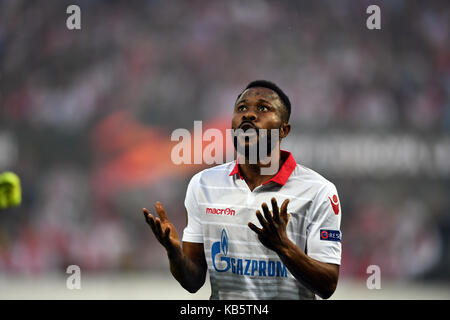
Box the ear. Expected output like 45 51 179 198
280 122 291 139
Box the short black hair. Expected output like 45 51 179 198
236 80 291 122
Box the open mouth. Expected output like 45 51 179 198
238 121 258 134
235 122 259 146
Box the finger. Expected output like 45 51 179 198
256 210 270 230
148 217 161 240
154 217 164 237
145 213 155 226
261 202 274 225
164 227 171 240
155 201 168 221
143 208 151 221
280 199 290 221
248 222 263 235
271 198 280 223
143 209 157 230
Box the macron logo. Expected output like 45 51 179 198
206 207 236 216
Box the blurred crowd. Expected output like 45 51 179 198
0 0 449 282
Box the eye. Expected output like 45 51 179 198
237 105 247 112
258 105 270 112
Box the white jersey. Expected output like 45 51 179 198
182 150 342 300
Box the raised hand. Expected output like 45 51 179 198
143 201 181 252
248 197 290 253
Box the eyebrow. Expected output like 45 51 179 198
257 99 272 105
236 98 273 105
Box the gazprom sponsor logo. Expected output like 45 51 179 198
211 229 288 278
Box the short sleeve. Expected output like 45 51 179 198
306 182 342 265
182 173 204 243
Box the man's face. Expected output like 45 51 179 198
231 87 290 158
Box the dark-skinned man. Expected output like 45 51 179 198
143 80 342 299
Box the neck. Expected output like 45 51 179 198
238 149 282 191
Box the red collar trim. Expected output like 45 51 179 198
229 159 243 179
228 150 297 186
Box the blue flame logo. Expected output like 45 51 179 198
221 229 228 256
211 228 231 272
